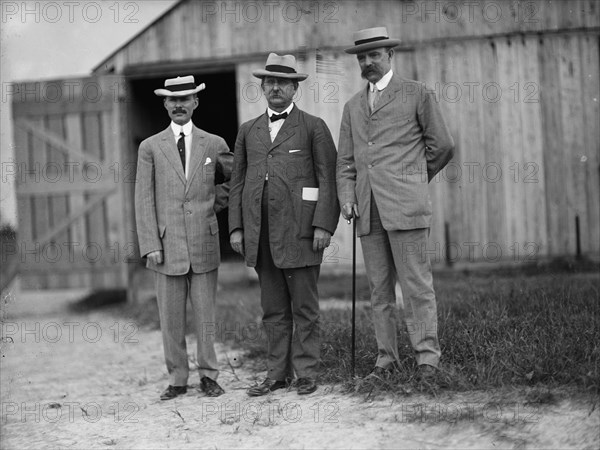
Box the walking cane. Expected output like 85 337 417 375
348 216 356 378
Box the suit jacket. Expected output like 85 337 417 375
337 74 454 236
135 124 233 275
229 105 340 268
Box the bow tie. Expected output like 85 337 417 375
270 112 288 122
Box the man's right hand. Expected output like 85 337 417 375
147 250 163 265
230 230 244 257
341 202 360 221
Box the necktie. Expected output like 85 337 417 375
177 131 186 172
369 87 382 113
270 112 288 122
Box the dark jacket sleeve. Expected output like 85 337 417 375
228 123 248 234
214 137 233 214
310 117 340 235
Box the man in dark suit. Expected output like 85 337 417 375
135 76 233 400
229 53 339 396
337 28 455 380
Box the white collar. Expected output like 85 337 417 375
369 70 393 92
170 120 193 136
267 102 294 118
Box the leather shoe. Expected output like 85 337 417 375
296 377 317 395
247 378 289 397
160 385 187 401
200 376 225 397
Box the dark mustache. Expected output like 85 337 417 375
172 107 187 114
361 66 380 77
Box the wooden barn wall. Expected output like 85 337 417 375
98 0 600 74
415 32 600 262
236 30 599 265
11 77 130 288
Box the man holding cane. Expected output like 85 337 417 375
337 27 454 380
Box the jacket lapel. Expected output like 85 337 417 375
270 106 299 150
360 87 370 119
185 126 207 192
158 127 186 184
254 113 272 150
372 74 401 115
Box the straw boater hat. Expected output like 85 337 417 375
154 75 206 97
252 53 308 81
344 26 401 54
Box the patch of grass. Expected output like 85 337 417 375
115 266 599 394
320 270 600 394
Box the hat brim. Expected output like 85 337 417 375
252 70 308 81
154 83 205 97
344 38 401 54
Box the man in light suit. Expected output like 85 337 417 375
337 28 455 380
135 76 233 400
229 53 339 396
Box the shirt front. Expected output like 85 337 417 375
369 69 393 93
267 103 295 142
170 120 193 178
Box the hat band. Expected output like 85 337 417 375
354 35 389 46
166 82 197 92
265 64 296 74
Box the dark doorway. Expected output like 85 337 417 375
128 70 239 260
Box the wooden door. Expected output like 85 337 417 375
11 75 130 289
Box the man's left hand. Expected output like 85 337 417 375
313 227 332 252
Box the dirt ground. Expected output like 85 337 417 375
1 285 598 450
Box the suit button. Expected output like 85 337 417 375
184 199 189 203
368 164 373 169
267 154 273 158
368 142 374 146
187 211 192 215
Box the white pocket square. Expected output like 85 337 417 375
289 149 301 153
204 157 212 165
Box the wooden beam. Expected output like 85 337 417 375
34 188 116 249
15 119 102 165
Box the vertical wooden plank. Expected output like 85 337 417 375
46 115 70 243
538 35 569 256
460 40 487 258
480 38 507 257
439 42 465 262
64 112 87 287
82 111 107 288
583 0 600 28
102 106 127 288
30 117 49 289
445 40 469 257
557 34 583 256
579 34 600 255
496 37 524 258
518 36 548 258
44 115 67 289
13 124 34 266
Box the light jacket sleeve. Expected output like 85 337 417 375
417 85 455 182
336 102 358 205
134 140 161 257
